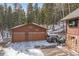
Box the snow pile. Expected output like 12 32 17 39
52 28 64 33
54 22 66 30
3 31 11 39
4 47 44 56
57 46 63 49
2 40 54 56
0 30 11 43
47 22 66 35
4 47 29 56
47 28 64 35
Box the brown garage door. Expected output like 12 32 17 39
28 32 46 41
13 32 26 42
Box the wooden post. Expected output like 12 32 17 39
65 20 67 46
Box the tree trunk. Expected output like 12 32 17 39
68 3 71 13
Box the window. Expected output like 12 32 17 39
68 18 78 27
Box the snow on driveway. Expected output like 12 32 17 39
4 48 43 56
2 40 54 56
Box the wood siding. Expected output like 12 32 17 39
13 32 26 42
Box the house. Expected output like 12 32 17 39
11 23 48 42
61 8 79 52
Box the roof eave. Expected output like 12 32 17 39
61 16 79 21
11 23 47 30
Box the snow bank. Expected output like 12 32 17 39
3 47 44 56
3 40 54 56
4 47 29 56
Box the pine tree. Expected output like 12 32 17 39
42 3 55 29
4 3 8 29
7 6 12 28
18 5 26 24
39 8 45 24
0 4 5 38
34 3 39 24
12 3 20 26
20 10 26 24
27 3 34 23
12 4 17 26
0 5 4 25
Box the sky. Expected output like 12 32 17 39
7 3 43 11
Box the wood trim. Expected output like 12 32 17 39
65 21 68 46
78 19 79 35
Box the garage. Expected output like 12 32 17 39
11 23 47 42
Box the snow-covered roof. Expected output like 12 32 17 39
11 23 47 30
61 8 79 21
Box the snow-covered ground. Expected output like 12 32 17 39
1 40 57 56
3 48 44 56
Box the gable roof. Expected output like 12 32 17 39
11 23 47 30
61 8 79 21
